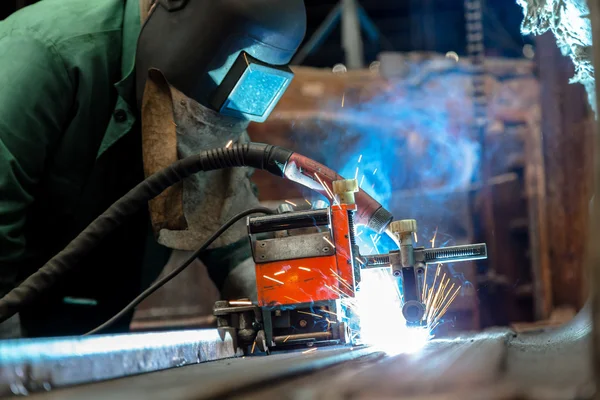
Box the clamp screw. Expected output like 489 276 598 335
389 219 417 235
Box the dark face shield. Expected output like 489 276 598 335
136 0 306 123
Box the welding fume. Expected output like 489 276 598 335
0 0 486 358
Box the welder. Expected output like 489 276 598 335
0 0 306 338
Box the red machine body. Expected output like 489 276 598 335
251 204 358 307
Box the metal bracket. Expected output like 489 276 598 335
254 232 336 263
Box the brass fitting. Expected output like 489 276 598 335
332 179 359 205
389 219 417 245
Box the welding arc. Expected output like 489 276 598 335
84 207 275 335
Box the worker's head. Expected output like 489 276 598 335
136 0 306 122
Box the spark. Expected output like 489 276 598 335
228 300 252 306
358 154 363 163
413 232 418 242
373 168 378 175
251 341 256 354
360 175 365 188
374 235 381 245
319 308 338 316
305 199 312 206
424 266 441 320
302 347 318 354
330 268 348 283
274 271 286 276
284 295 300 303
355 257 365 265
323 236 336 249
420 262 462 329
430 285 461 330
335 278 354 293
283 335 291 343
314 173 338 205
297 310 322 319
430 227 438 248
298 266 311 272
430 283 455 323
426 274 447 322
330 269 354 292
357 230 364 236
225 139 233 149
341 93 345 107
263 275 284 285
285 200 297 207
355 166 359 180
325 284 354 302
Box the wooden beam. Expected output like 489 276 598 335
536 32 594 311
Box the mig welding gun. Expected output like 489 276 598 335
0 143 486 344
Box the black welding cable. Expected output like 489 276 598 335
84 206 275 336
0 143 292 323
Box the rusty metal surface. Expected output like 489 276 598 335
0 329 238 397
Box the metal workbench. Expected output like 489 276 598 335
1 304 593 399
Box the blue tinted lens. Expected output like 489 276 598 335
222 64 292 122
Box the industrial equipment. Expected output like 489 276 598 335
214 178 488 353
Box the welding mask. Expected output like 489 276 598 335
136 0 306 123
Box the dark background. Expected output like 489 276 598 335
1 0 531 64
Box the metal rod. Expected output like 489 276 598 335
423 243 488 264
0 329 238 396
342 0 364 69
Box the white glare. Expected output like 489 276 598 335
354 269 430 355
445 51 459 62
332 63 348 74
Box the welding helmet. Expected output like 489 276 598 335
136 0 306 123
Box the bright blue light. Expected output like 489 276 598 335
222 64 292 122
0 329 221 363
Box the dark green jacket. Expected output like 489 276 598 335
0 0 249 336
0 0 152 336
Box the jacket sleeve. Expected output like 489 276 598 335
0 32 72 292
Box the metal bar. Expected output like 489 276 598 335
364 254 391 266
341 0 364 69
291 4 342 65
422 243 488 264
0 329 239 396
28 346 379 400
248 209 329 233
